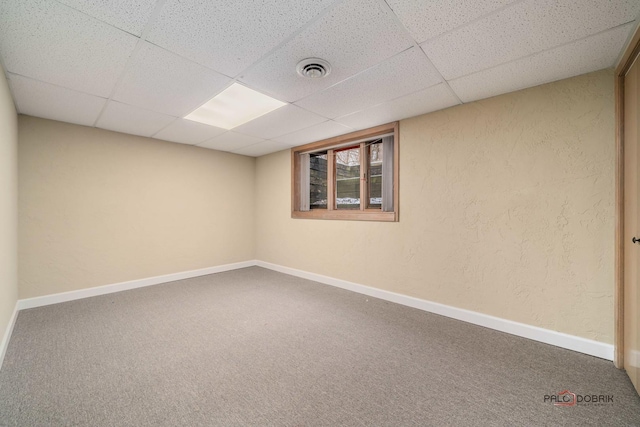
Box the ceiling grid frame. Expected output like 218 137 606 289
91 0 169 128
1 0 639 155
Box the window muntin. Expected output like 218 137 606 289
291 122 398 222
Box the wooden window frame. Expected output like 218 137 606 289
291 122 399 222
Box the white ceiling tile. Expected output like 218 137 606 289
146 0 337 77
239 0 414 102
233 104 327 140
1 0 636 143
273 121 353 146
385 0 518 43
295 47 442 119
231 140 292 157
422 0 640 80
153 118 226 145
55 0 158 36
198 131 265 152
0 0 139 97
113 42 231 117
8 74 107 127
449 24 631 103
336 84 460 130
96 101 176 137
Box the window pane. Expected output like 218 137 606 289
336 147 360 210
310 152 327 209
368 142 383 209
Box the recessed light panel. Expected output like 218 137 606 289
184 83 286 129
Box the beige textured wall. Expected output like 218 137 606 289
0 68 18 341
256 69 615 344
19 116 255 298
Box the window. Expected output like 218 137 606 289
291 122 398 221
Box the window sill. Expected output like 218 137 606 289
292 210 397 222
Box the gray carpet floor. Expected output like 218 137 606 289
0 267 639 426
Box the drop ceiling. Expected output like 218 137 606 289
0 0 638 157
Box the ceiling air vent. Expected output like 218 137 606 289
296 58 331 79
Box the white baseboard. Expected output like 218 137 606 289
255 261 614 361
5 259 613 366
17 260 257 310
0 302 19 370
